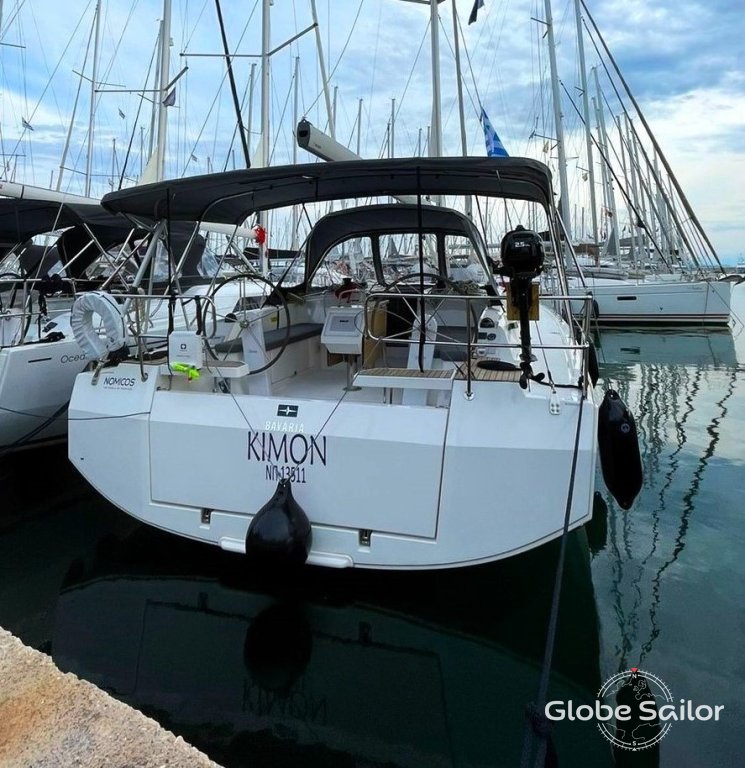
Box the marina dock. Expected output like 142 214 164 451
0 627 220 768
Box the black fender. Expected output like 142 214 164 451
246 479 312 567
598 390 643 510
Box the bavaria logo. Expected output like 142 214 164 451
277 404 299 418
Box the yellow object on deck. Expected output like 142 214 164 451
171 363 201 380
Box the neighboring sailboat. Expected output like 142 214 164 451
0 197 142 451
0 0 270 453
568 273 732 326
0 195 265 452
68 156 642 570
544 0 735 326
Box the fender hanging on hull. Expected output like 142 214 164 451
245 479 313 567
598 390 642 510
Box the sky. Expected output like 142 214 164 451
0 0 743 261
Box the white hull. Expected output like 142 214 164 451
569 276 732 325
0 282 256 451
68 307 599 570
0 333 88 450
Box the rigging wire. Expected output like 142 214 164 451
180 1 259 177
6 2 93 179
119 32 159 188
579 2 723 269
392 23 430 128
559 81 673 270
79 0 143 193
0 0 29 42
519 390 586 768
363 1 383 153
303 0 365 122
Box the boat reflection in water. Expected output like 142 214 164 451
590 326 740 768
53 526 611 767
594 326 737 370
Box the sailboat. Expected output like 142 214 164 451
0 0 272 453
0 197 143 451
568 272 732 326
67 155 642 570
543 0 735 326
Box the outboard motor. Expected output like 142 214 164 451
499 226 545 389
598 390 643 509
245 479 312 567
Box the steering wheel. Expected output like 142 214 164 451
384 271 480 353
201 272 291 376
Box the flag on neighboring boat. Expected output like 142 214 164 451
163 89 176 107
480 108 508 157
469 0 485 24
118 108 126 119
21 118 34 131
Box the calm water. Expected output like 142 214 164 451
1 287 744 767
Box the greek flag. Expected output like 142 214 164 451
469 0 485 24
480 108 508 157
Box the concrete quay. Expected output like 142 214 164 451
0 627 221 768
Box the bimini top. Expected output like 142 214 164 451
100 157 555 225
0 198 132 246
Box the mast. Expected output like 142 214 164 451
580 0 721 267
155 0 172 181
573 0 597 242
628 120 649 262
110 137 116 191
310 0 335 140
617 115 637 264
246 62 256 156
258 0 270 275
260 0 270 168
428 0 442 157
291 55 299 250
390 98 395 158
333 85 338 135
85 0 101 197
544 0 571 240
57 21 94 192
356 98 363 156
593 68 620 262
451 0 471 217
148 24 161 160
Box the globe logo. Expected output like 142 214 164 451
597 668 673 750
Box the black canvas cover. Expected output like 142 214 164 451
100 157 555 224
0 199 133 246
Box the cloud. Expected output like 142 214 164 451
0 0 742 259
